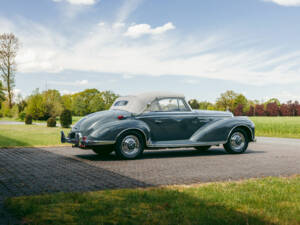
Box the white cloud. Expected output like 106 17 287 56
53 0 96 5
116 0 144 22
75 80 88 85
125 22 175 38
122 74 134 79
113 22 125 29
263 0 300 6
3 17 300 87
183 79 200 85
47 80 89 86
263 91 300 102
60 89 77 95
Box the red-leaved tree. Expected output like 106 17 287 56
280 104 291 116
295 104 300 116
234 104 244 116
246 105 255 116
255 104 265 116
266 102 279 116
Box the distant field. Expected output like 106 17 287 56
5 176 300 225
250 117 300 139
0 125 70 147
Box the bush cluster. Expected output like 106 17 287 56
18 112 26 121
60 109 72 128
25 114 32 125
47 117 57 127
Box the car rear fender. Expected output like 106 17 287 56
89 119 151 144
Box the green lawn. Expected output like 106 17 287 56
5 176 300 225
250 117 300 139
0 116 82 124
0 125 70 147
72 116 82 124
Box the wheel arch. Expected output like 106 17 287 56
115 128 148 146
227 125 253 142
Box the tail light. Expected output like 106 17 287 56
118 115 125 120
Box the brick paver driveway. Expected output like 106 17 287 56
1 137 300 224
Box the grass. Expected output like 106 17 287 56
0 125 70 147
0 116 82 124
250 117 300 139
72 116 82 124
5 176 300 225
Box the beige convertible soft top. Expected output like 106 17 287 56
110 92 185 114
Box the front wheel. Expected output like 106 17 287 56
115 131 144 160
224 128 249 154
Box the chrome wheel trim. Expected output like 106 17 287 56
230 132 245 152
121 135 140 157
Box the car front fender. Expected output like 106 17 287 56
190 117 255 143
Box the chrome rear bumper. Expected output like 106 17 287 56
60 131 115 148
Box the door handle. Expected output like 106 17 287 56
198 118 210 123
154 119 163 124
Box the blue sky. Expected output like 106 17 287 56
1 0 300 102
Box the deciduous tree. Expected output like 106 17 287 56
266 102 279 116
199 101 213 110
216 90 238 112
255 104 265 116
0 33 19 108
279 104 291 116
0 81 5 106
233 104 244 116
188 99 199 109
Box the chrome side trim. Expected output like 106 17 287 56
87 140 116 146
136 114 232 119
147 141 226 148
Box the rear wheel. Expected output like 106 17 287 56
195 146 211 151
92 146 114 156
115 131 144 160
224 128 249 154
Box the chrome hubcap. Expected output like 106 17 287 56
121 135 140 156
230 132 245 152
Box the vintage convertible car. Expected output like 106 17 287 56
61 92 255 159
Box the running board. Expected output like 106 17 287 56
147 139 226 148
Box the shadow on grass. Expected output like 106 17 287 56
5 187 275 225
0 134 31 148
77 147 264 161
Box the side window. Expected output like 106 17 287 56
178 99 189 111
158 98 179 112
145 98 190 112
147 100 160 112
114 100 128 106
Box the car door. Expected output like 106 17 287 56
138 98 202 141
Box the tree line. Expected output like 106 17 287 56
0 88 118 120
188 90 300 116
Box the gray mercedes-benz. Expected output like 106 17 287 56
61 92 255 159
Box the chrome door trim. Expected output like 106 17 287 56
147 141 226 148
